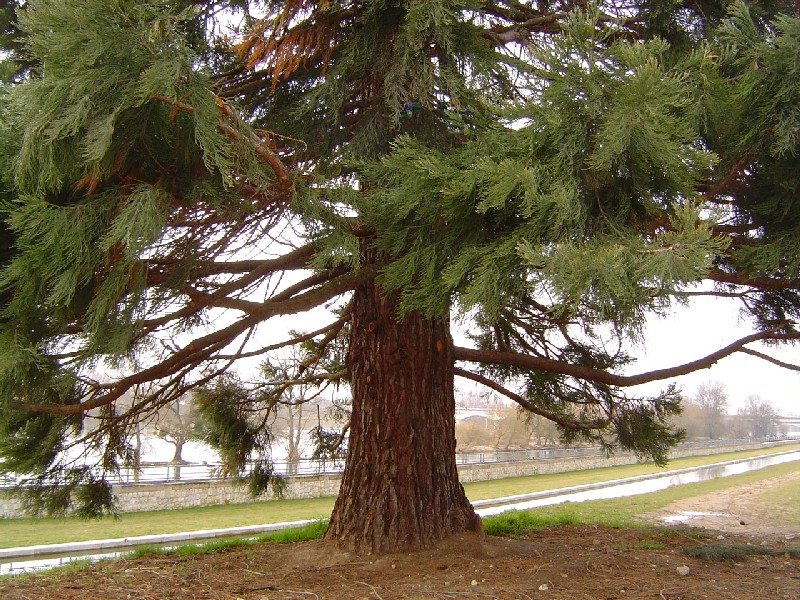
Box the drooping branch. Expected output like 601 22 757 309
739 347 800 372
454 324 800 388
296 299 351 372
214 314 351 361
678 289 754 299
454 367 609 431
697 154 753 200
216 100 294 197
15 267 376 416
152 91 295 197
482 13 566 44
151 94 197 114
248 303 351 402
259 369 348 392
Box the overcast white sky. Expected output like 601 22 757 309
247 289 800 417
450 293 800 417
624 296 800 416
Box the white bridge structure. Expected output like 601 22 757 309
777 415 800 437
454 406 501 423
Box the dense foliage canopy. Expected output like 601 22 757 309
0 0 799 550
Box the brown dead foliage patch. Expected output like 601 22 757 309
2 525 799 599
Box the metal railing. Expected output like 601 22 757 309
0 436 791 488
112 457 349 484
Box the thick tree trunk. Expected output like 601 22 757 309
325 272 481 554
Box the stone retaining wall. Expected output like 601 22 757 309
456 440 771 482
0 441 782 518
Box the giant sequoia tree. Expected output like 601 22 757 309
1 0 800 554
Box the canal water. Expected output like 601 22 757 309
473 449 800 516
3 449 799 576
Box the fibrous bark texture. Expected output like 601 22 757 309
325 273 481 554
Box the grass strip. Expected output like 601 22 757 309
1 443 797 548
0 521 330 584
0 496 335 549
128 520 328 559
481 458 800 536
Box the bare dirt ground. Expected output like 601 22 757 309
642 470 800 541
3 475 800 600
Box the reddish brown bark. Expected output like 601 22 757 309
325 270 481 554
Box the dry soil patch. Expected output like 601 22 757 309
2 525 799 599
641 470 800 541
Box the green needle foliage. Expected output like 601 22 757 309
0 0 797 550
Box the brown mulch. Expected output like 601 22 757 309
2 525 799 599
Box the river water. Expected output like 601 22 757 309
474 449 800 516
3 448 799 576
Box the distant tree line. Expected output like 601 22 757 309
674 381 785 440
457 382 787 452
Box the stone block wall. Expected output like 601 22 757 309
0 474 343 519
456 440 766 483
0 441 780 518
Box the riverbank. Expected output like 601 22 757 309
2 444 799 579
1 443 796 550
3 462 800 598
642 468 800 539
1 438 785 518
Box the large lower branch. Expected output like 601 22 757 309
145 248 314 280
15 267 376 416
184 267 348 314
136 245 326 338
454 325 799 388
707 268 800 292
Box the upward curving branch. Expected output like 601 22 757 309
454 324 800 388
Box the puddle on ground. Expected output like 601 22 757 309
662 511 731 524
4 449 799 576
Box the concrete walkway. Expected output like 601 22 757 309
0 519 317 560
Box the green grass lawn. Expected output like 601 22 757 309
482 457 800 535
0 496 336 549
463 443 800 501
1 443 798 549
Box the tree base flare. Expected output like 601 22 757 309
325 271 480 555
